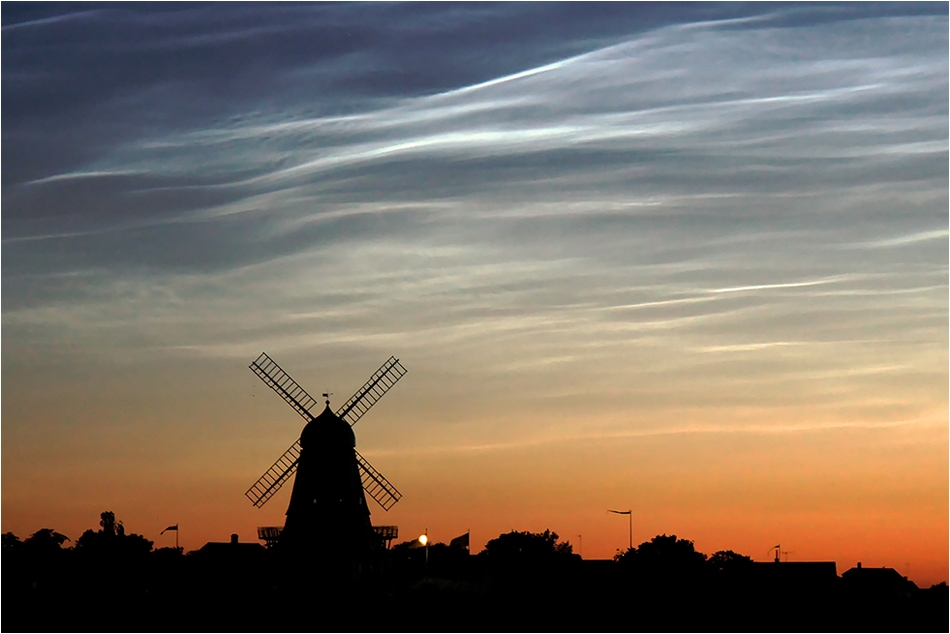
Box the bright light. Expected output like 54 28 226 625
418 534 428 546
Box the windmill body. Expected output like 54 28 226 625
244 353 406 573
280 404 375 558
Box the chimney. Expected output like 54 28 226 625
857 562 862 569
230 534 239 544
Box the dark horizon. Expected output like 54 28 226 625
3 512 947 632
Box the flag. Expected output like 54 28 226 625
161 525 178 534
450 531 470 550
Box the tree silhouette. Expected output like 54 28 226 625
478 529 578 589
479 529 574 563
74 511 152 556
24 528 71 553
2 531 24 551
708 549 753 573
615 533 709 590
100 511 117 535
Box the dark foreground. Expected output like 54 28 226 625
3 527 946 632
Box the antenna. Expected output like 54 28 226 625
770 544 781 563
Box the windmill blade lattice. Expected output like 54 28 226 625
245 353 406 509
245 440 301 508
337 356 407 425
249 353 319 423
355 449 402 510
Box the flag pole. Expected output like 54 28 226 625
608 509 633 551
161 523 180 552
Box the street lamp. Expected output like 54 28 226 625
608 509 632 551
419 530 429 569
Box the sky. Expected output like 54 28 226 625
2 3 947 585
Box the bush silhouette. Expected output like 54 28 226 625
74 511 152 557
615 534 708 588
479 529 574 563
708 549 753 573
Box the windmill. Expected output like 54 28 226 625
245 352 406 562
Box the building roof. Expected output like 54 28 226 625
195 535 268 561
841 565 918 593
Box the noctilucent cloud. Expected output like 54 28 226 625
2 3 947 584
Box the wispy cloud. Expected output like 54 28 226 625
2 6 945 522
365 415 948 458
848 229 949 249
710 277 850 294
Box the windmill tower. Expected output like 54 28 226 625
245 353 406 571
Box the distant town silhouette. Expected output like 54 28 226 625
3 511 946 632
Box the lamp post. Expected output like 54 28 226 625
608 509 632 551
419 531 429 571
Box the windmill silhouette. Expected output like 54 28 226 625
245 353 406 565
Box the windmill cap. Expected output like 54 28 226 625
300 404 355 449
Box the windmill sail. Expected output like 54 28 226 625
245 353 407 510
249 353 319 422
245 440 301 508
337 356 407 425
355 449 402 510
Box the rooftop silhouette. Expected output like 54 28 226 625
3 517 947 632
